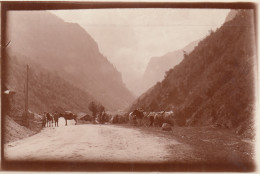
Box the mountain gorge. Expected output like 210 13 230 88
141 40 199 94
6 11 135 112
130 10 256 136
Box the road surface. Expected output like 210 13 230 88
4 123 181 162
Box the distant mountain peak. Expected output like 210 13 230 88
224 9 239 23
139 39 199 95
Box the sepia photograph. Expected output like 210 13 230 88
1 1 258 172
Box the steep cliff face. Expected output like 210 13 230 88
141 40 199 94
6 11 135 111
130 10 256 136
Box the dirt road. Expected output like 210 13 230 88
4 123 181 162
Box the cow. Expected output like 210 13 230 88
146 111 174 127
130 109 144 126
154 111 175 127
147 112 157 127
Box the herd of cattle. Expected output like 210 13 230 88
129 110 175 130
41 109 176 131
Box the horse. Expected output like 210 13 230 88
131 109 144 126
60 111 77 126
53 112 60 127
45 112 54 127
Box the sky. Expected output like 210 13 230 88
51 9 230 94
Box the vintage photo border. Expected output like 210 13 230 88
0 1 258 172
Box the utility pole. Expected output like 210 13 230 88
24 64 29 126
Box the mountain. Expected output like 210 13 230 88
141 40 199 94
130 10 256 136
6 11 135 111
5 54 98 116
224 9 239 23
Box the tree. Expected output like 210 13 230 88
97 104 106 124
98 104 105 113
88 101 98 117
183 51 188 59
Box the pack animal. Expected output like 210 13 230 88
60 111 77 126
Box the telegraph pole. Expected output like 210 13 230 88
24 64 29 126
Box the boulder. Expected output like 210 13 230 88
110 115 119 124
80 114 93 122
162 123 172 131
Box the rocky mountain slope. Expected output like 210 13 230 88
130 10 256 136
141 40 199 94
6 11 135 111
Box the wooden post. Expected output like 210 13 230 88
26 65 29 113
24 65 29 126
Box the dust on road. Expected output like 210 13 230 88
4 124 181 162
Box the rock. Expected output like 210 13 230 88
162 123 172 131
80 114 93 122
110 115 119 124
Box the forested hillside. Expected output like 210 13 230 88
130 10 256 136
5 54 97 116
6 11 135 111
141 40 199 94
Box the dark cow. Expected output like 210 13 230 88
131 109 144 126
60 111 77 126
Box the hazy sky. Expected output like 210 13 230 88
51 9 229 92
